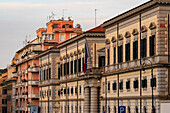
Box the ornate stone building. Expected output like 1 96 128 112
100 0 170 113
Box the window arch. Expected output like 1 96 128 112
135 106 138 113
128 106 131 113
143 106 147 113
114 106 116 113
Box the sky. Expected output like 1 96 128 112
0 0 149 69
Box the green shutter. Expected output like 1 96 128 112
107 48 110 65
67 62 69 75
150 35 155 56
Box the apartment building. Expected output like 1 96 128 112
0 71 8 113
100 0 170 113
57 26 105 113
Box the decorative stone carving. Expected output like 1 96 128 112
105 39 110 44
70 52 73 57
132 29 139 36
67 54 70 58
111 36 116 43
74 51 77 55
124 31 131 38
63 55 66 59
149 22 156 30
141 25 147 33
78 49 82 54
118 34 123 40
82 48 85 53
60 56 63 60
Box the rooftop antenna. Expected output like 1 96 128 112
47 11 57 21
62 9 67 20
95 9 97 27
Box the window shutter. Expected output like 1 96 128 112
74 60 77 73
71 61 73 74
78 58 81 72
67 62 69 75
126 81 128 89
136 41 138 59
114 47 116 64
107 48 110 65
142 80 144 88
82 58 84 71
143 38 147 57
140 39 144 58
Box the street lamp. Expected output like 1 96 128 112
142 59 155 113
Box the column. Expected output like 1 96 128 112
84 86 90 113
90 86 98 113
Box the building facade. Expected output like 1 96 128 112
100 0 170 113
57 26 105 113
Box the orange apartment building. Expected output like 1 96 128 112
14 18 82 113
0 70 8 113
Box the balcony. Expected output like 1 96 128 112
12 72 18 78
52 28 82 33
28 80 39 86
28 67 39 73
21 82 28 86
28 94 39 98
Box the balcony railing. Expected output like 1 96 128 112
28 67 39 73
28 80 39 85
28 94 39 98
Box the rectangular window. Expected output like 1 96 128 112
71 61 73 74
60 64 63 76
71 87 73 94
60 34 66 42
39 70 41 81
142 78 147 88
150 35 155 56
64 63 67 75
140 38 147 58
64 88 66 94
75 87 77 94
99 56 105 68
112 82 117 90
118 45 123 63
78 58 81 72
74 60 77 73
58 66 60 79
126 80 130 89
133 41 138 60
114 47 116 64
46 69 48 79
79 85 81 94
108 82 110 91
67 62 69 75
107 48 110 65
49 68 51 79
119 81 123 90
82 58 84 72
133 79 138 89
44 70 45 80
151 77 156 87
125 43 130 61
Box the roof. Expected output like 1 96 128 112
86 26 105 33
102 0 170 28
57 26 105 48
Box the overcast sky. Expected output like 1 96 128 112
0 0 149 69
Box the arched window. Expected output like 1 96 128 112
135 106 138 113
114 106 116 113
108 106 110 113
143 106 147 113
128 106 131 113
